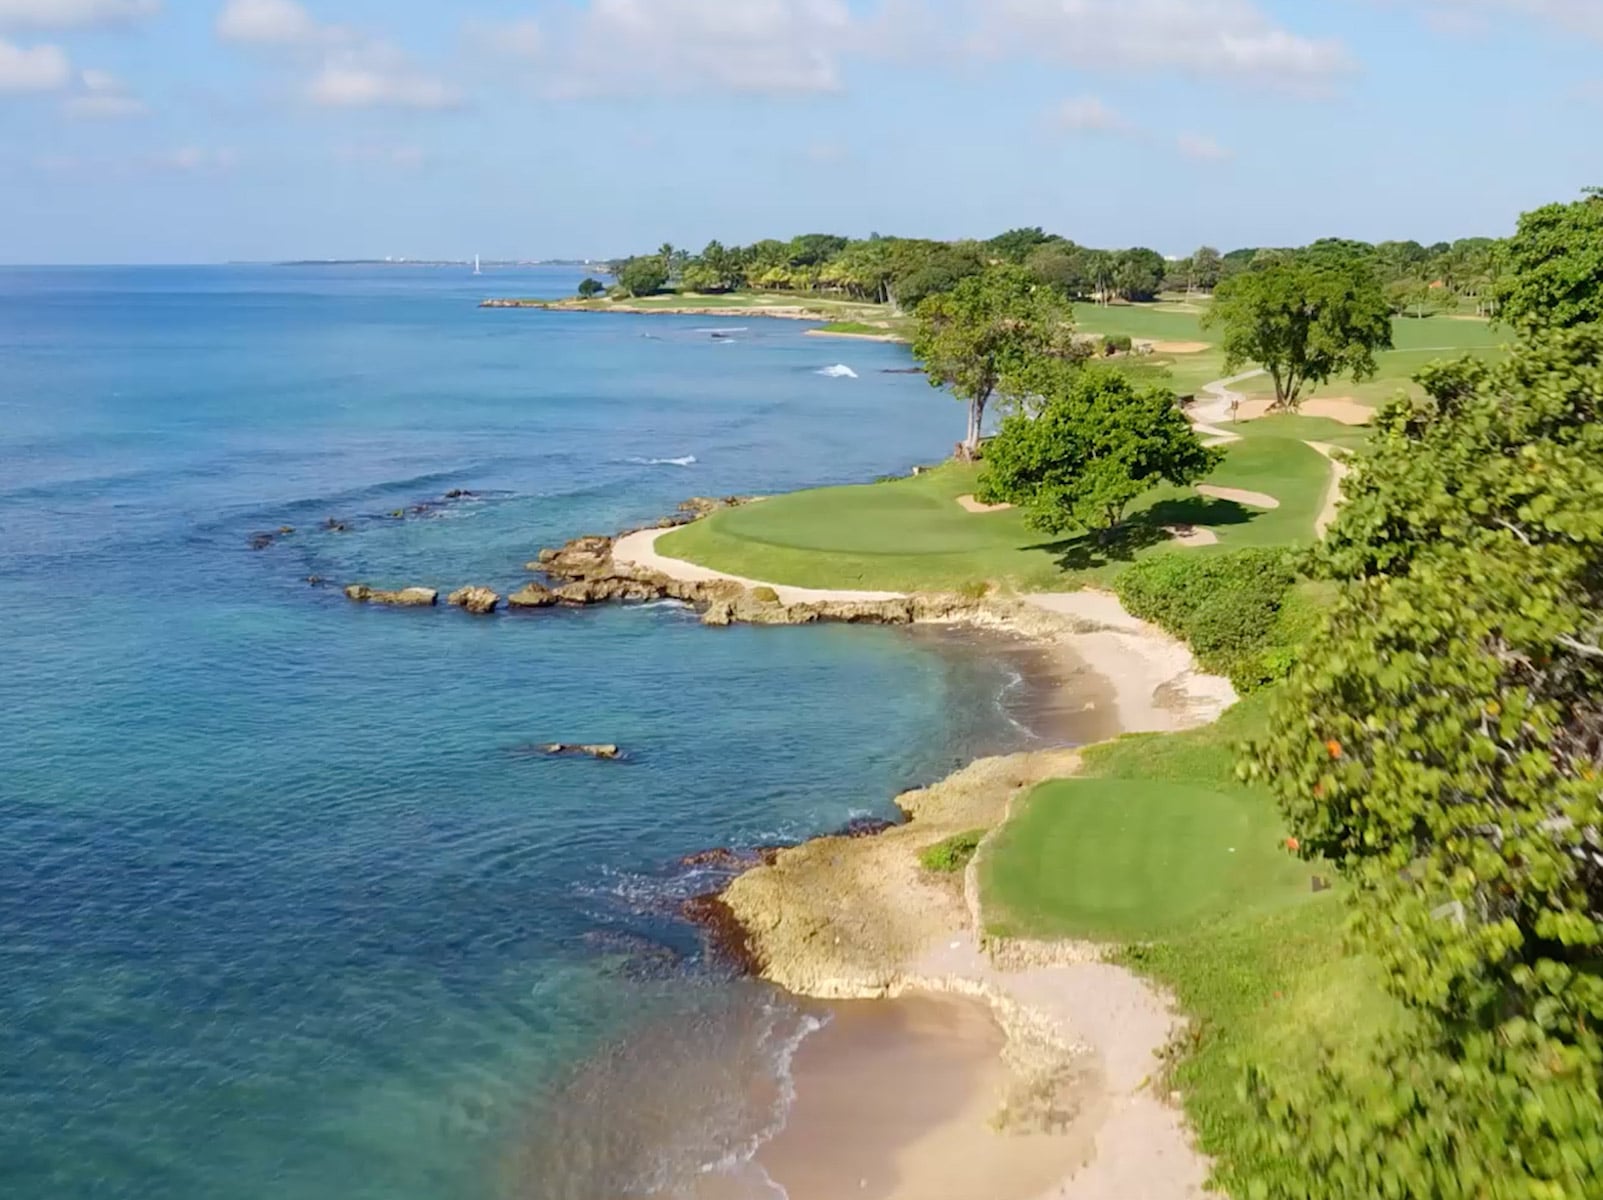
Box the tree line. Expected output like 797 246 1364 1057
589 226 1509 318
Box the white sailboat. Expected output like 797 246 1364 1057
473 254 482 275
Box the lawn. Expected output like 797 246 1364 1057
657 428 1336 594
980 697 1314 941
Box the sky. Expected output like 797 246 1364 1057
0 0 1600 264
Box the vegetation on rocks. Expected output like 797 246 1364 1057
918 829 986 874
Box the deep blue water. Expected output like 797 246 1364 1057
0 266 1040 1199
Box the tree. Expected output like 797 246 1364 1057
576 277 605 300
786 233 849 268
1190 245 1224 291
1024 240 1091 297
1112 247 1166 301
977 365 1222 537
1386 277 1456 319
1494 191 1603 332
987 226 1054 264
615 256 669 297
911 265 1075 459
1203 252 1393 411
1247 325 1603 1196
678 262 722 293
890 242 987 311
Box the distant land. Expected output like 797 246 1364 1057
270 258 607 268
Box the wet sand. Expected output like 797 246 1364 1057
759 995 1094 1200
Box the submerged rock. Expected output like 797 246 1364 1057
343 584 439 607
447 586 501 615
249 532 276 550
323 517 351 533
443 489 475 500
536 743 623 761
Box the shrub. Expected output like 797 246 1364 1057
577 277 605 300
1102 333 1134 356
750 586 779 604
919 829 986 873
955 580 991 600
1115 549 1311 690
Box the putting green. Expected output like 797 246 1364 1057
982 775 1314 941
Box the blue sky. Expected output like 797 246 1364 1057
0 0 1599 263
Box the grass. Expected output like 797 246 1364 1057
981 697 1314 941
814 318 913 340
658 425 1336 594
919 829 986 874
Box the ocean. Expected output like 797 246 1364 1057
0 265 1049 1199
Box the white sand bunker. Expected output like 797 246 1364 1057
956 494 1014 514
1165 524 1220 547
1235 397 1373 425
1143 339 1213 355
1198 485 1280 510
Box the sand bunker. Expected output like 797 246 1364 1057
1165 525 1219 548
956 494 1015 514
1197 484 1280 510
1306 441 1352 537
1143 340 1213 355
1234 397 1373 425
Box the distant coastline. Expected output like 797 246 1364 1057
480 295 912 341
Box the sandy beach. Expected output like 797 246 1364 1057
621 530 1231 1198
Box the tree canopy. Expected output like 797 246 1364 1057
614 256 669 298
1203 252 1393 410
977 365 1220 536
910 265 1076 458
1246 325 1603 1196
1494 191 1603 332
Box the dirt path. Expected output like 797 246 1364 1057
1306 441 1351 536
1187 369 1265 445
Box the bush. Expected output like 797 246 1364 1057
955 580 991 600
919 829 986 874
1102 333 1134 356
577 277 605 300
750 586 779 604
1115 549 1311 690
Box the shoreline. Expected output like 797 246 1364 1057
617 529 1229 1197
479 296 911 342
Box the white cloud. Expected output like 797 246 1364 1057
306 60 459 109
549 0 859 96
1052 95 1130 133
1177 132 1232 161
218 0 459 111
0 0 159 30
0 36 68 91
215 0 337 46
63 66 147 117
973 0 1353 93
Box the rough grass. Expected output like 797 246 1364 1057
919 829 986 874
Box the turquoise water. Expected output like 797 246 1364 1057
0 266 1043 1198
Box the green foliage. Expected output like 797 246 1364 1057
1250 322 1603 1194
1112 247 1167 302
919 829 986 874
576 277 605 300
986 226 1053 263
911 265 1077 454
1494 191 1603 332
750 586 779 604
1204 251 1394 411
1101 333 1134 356
978 365 1220 535
615 256 670 298
1386 277 1457 319
1115 549 1309 690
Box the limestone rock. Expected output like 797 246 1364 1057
344 584 438 607
507 582 559 609
539 743 623 760
447 586 501 615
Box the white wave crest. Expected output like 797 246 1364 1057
627 455 698 467
817 364 858 379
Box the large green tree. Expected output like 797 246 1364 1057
977 365 1221 536
615 256 669 298
1204 253 1393 411
1494 191 1603 332
1247 326 1603 1196
911 265 1075 459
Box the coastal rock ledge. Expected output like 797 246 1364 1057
447 586 501 615
528 531 979 628
344 584 439 607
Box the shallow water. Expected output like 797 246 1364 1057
0 265 1064 1199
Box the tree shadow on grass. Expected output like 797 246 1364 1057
1032 497 1262 572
